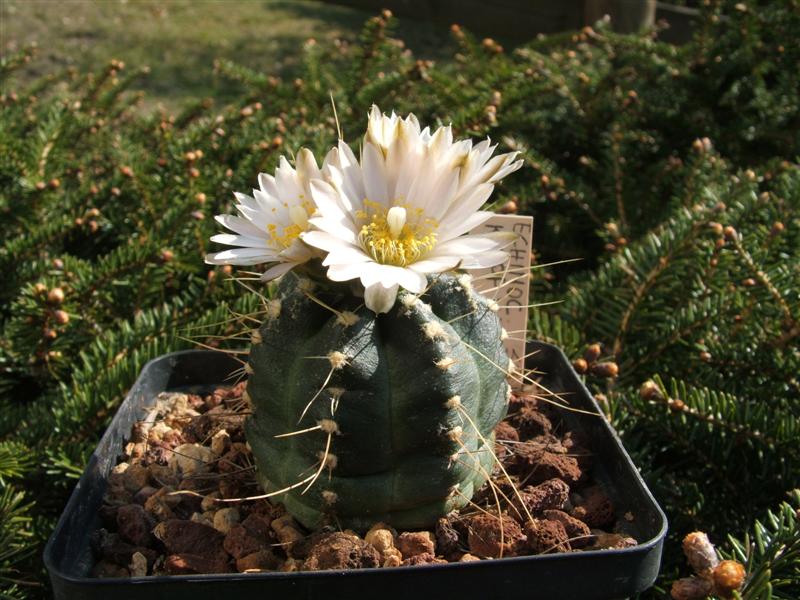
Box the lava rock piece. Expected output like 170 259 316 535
236 549 281 572
303 532 381 571
164 553 231 574
434 517 462 558
396 531 435 559
223 523 266 559
571 486 615 528
510 478 570 519
525 518 571 554
512 444 583 485
92 560 130 578
466 513 527 558
542 509 592 548
116 504 155 547
154 519 227 562
401 553 448 566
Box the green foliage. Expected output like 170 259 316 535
0 1 797 597
724 490 800 600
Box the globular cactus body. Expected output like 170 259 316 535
245 273 510 529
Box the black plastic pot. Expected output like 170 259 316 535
44 342 667 600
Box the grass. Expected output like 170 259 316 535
1 0 454 112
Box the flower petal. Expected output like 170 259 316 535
364 282 399 314
409 255 462 274
310 180 351 225
275 156 304 200
323 141 364 213
459 250 510 269
435 210 495 242
205 248 276 266
210 233 271 249
280 239 316 262
358 263 426 294
302 230 357 255
308 215 358 245
430 231 516 257
258 172 280 198
260 261 297 281
327 262 371 282
214 214 265 238
362 142 389 203
295 148 321 189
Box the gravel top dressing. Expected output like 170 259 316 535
90 381 639 577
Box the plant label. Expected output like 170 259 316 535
470 214 534 383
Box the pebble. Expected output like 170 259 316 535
382 550 402 567
147 463 178 487
396 531 435 558
271 514 304 551
153 519 227 561
365 525 395 554
570 486 615 527
512 478 570 517
434 517 461 557
92 560 130 578
190 512 212 527
236 549 281 573
133 486 158 506
589 530 637 550
459 553 481 562
223 523 262 558
543 509 592 548
164 553 231 574
401 552 447 566
303 532 381 571
211 429 231 456
116 504 154 547
241 512 273 541
525 518 571 553
122 462 150 493
213 507 240 534
467 514 526 558
201 492 220 512
168 443 215 475
108 462 129 487
144 488 178 521
129 551 148 577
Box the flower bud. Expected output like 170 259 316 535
572 358 588 374
683 531 719 573
639 380 662 401
712 560 745 596
47 287 65 305
670 577 712 600
584 343 602 363
591 361 619 378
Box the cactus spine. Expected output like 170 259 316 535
245 273 510 529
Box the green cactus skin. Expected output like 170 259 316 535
245 273 511 530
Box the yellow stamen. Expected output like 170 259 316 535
357 200 438 267
266 200 314 249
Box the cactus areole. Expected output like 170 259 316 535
245 273 511 529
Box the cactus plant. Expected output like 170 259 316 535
208 106 522 529
244 273 511 529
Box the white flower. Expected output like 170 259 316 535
206 149 323 280
303 106 523 313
